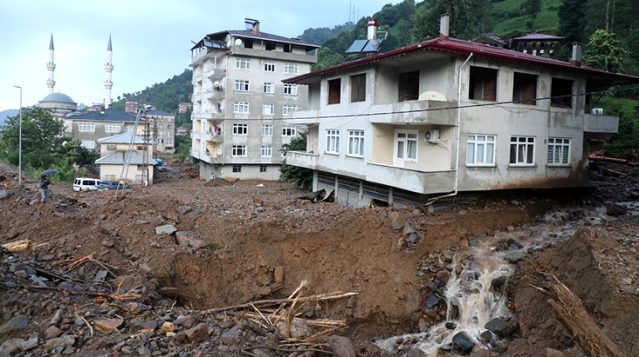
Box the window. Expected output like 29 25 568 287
466 135 496 166
260 165 267 172
105 124 121 133
547 138 571 165
398 71 420 102
262 123 273 136
282 125 296 137
78 123 95 132
350 73 366 102
232 165 242 172
328 78 341 104
347 130 365 157
282 105 297 115
265 41 276 51
243 39 253 48
81 140 95 149
260 145 272 158
235 57 251 69
283 43 292 53
262 104 274 115
284 63 298 74
263 82 274 93
232 123 248 135
513 72 537 105
469 66 497 101
233 102 249 113
395 131 418 162
125 126 134 134
284 83 298 96
264 61 275 72
234 80 250 92
326 129 340 154
551 78 573 108
232 145 247 157
509 136 535 165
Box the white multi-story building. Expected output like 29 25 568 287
190 18 319 180
284 15 639 207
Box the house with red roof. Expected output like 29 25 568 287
283 14 639 207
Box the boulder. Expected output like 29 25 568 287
425 294 440 309
491 276 508 291
445 322 457 330
452 331 475 355
326 335 356 357
389 212 405 230
155 224 177 235
484 317 519 339
503 250 526 264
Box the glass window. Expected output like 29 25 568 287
328 78 341 104
234 80 250 92
347 130 364 157
282 125 296 137
260 145 272 158
261 123 273 136
284 83 298 96
105 124 121 133
233 102 249 113
235 57 250 69
264 61 275 72
262 104 274 115
284 63 298 74
547 137 571 165
232 123 248 135
326 129 340 154
466 135 496 166
232 145 247 157
509 136 535 165
263 82 274 94
282 105 297 115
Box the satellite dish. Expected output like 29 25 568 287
418 91 447 101
234 38 243 46
226 39 232 48
213 81 222 89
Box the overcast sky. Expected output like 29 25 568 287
0 0 397 111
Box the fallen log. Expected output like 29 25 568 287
547 278 627 357
589 155 639 167
203 291 358 314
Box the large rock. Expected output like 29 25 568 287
155 224 177 235
452 331 475 355
327 335 356 357
484 317 519 339
491 276 508 291
389 212 405 230
503 250 526 264
0 315 28 335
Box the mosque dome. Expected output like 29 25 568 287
40 92 76 104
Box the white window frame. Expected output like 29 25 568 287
81 140 95 149
347 129 365 158
509 136 536 166
282 125 296 137
234 80 250 92
78 123 95 132
104 124 121 133
394 130 418 164
547 137 571 166
232 123 248 136
231 145 247 157
325 129 340 154
284 63 299 74
260 145 272 158
263 82 275 94
262 104 274 116
264 61 275 72
233 102 249 114
261 123 273 136
466 134 496 166
282 105 297 115
235 57 250 69
283 83 298 96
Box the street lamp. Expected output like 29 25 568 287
12 85 22 187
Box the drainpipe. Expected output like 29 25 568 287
427 52 473 205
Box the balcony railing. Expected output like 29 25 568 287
583 114 618 134
368 100 457 126
366 162 455 194
284 151 319 169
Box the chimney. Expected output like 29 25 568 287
570 42 582 66
367 17 378 41
244 18 260 33
439 13 450 40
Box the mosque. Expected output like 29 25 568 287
37 34 114 119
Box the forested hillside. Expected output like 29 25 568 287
111 69 192 112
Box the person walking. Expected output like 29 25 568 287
39 175 51 203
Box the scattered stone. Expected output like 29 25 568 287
445 322 457 330
174 315 196 329
130 319 158 331
94 317 123 332
403 222 416 236
426 294 440 309
184 323 209 343
252 349 271 357
622 277 633 285
0 314 28 335
452 331 475 354
20 337 39 351
495 238 523 251
389 212 405 231
546 348 568 357
326 335 356 357
101 240 115 248
491 276 508 291
436 270 450 284
0 189 10 199
484 317 518 338
161 322 175 333
176 205 192 214
470 349 490 357
407 232 421 244
45 325 63 339
503 250 526 263
276 318 313 339
479 330 493 344
124 302 152 313
407 347 428 357
45 335 75 351
274 266 284 285
176 231 205 250
155 224 177 235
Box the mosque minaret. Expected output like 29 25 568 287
104 34 113 108
46 34 56 94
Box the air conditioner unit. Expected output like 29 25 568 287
592 107 604 115
213 81 223 89
425 129 440 144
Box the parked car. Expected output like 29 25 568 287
97 181 130 191
154 159 167 172
73 177 101 192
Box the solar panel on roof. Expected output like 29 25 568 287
345 40 368 54
362 39 383 53
204 39 227 49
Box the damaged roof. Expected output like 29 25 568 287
284 37 639 84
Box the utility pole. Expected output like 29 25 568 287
13 85 22 187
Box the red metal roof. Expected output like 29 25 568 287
285 37 639 84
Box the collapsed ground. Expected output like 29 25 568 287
0 160 638 356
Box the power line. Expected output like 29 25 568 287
191 84 639 122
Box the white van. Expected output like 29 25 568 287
73 177 101 192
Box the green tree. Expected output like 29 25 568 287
280 132 312 190
584 29 626 73
522 0 542 31
412 0 492 41
559 0 586 43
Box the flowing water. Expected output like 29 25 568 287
375 204 620 355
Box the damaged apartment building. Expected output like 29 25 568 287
283 14 639 207
189 18 319 180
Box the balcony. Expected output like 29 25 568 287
368 100 456 126
583 114 618 134
206 68 226 81
230 47 317 64
284 151 319 169
366 162 455 194
203 132 224 143
206 90 225 101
